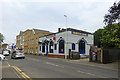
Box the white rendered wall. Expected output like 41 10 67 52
39 30 93 56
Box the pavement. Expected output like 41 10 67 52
1 54 119 79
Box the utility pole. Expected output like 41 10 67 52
64 15 67 59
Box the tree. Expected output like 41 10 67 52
100 24 120 48
102 1 120 48
104 1 120 25
93 29 103 47
0 33 4 42
94 24 120 48
0 33 4 48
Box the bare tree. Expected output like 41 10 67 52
104 1 120 26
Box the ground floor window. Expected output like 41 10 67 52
36 48 37 53
39 46 41 51
78 40 85 54
42 43 45 53
32 48 33 53
49 41 53 53
54 44 57 50
72 43 75 50
59 40 64 53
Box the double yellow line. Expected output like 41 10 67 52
11 66 32 80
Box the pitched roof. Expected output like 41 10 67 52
32 29 50 34
39 28 93 39
33 29 49 32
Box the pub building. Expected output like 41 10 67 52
38 28 93 58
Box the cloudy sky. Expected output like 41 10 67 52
0 0 117 44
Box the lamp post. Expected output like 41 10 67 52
64 15 67 59
64 15 67 28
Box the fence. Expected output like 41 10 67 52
89 47 120 64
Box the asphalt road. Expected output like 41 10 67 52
1 54 118 79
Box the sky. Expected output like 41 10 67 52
0 0 117 44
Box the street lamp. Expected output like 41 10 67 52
64 15 67 59
64 15 67 28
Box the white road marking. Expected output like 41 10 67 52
46 62 64 68
77 70 97 76
77 70 86 74
77 70 108 78
86 72 96 76
6 62 10 66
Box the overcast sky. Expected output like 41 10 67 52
0 0 117 44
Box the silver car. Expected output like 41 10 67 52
11 50 25 59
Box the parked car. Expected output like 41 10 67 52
11 50 25 59
3 50 9 56
0 54 5 60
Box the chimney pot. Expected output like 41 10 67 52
58 28 61 32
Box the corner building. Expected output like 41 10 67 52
39 28 94 58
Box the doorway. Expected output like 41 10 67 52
59 40 65 53
78 40 85 54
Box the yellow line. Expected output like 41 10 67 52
12 66 32 80
14 66 32 80
21 75 28 80
12 66 25 77
14 66 29 78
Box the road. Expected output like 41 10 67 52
1 54 119 79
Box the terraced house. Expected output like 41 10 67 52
16 29 52 55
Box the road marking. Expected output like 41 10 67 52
77 70 108 78
6 62 10 66
12 66 32 80
86 72 96 76
12 67 21 78
77 70 86 74
12 66 27 79
67 61 118 71
2 63 21 79
77 70 96 76
46 62 64 68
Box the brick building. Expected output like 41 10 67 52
16 31 24 50
16 29 52 55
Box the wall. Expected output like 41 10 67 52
103 48 120 63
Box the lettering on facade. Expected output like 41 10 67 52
72 31 88 36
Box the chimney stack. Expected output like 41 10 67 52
58 28 61 32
